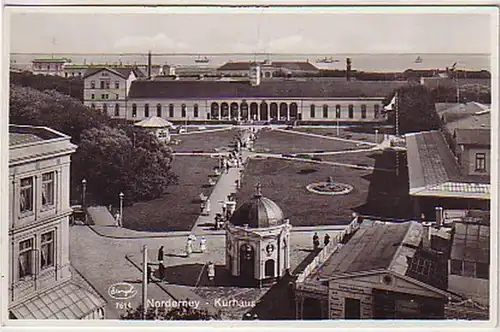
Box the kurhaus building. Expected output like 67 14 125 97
83 63 405 122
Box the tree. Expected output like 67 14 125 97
10 71 84 101
9 85 110 144
120 304 220 320
387 84 441 134
73 126 177 205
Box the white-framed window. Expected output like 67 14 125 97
361 104 367 119
115 81 120 89
475 153 486 171
20 177 34 214
91 94 95 100
40 231 55 269
181 104 187 118
18 238 34 279
322 105 328 118
90 81 95 89
105 81 110 89
41 172 55 207
310 105 315 118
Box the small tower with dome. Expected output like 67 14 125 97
225 183 292 287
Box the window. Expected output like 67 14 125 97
361 104 367 119
156 104 162 117
101 72 109 77
90 81 95 89
310 105 315 118
348 105 354 119
450 259 462 275
132 104 137 117
476 262 489 279
115 94 119 99
91 94 95 100
105 81 110 89
103 104 108 114
374 104 380 118
475 153 486 171
323 105 328 118
40 231 54 269
193 104 199 118
41 172 54 207
144 104 149 118
181 104 187 118
115 104 120 117
19 239 33 279
100 81 105 89
169 104 174 118
345 298 361 319
101 94 105 100
115 81 120 89
335 105 341 118
20 177 33 213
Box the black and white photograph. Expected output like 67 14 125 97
1 3 498 328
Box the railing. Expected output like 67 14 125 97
295 216 361 283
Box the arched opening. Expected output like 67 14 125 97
240 102 249 121
211 102 219 119
260 102 269 121
193 104 199 118
156 104 162 117
270 103 278 120
289 103 298 119
114 104 120 117
374 104 380 119
336 105 341 118
239 244 255 284
348 105 354 119
361 104 367 119
322 104 328 118
169 104 174 118
221 103 229 119
250 103 259 121
230 102 239 120
280 103 288 120
102 104 108 115
144 104 149 118
265 259 275 278
181 104 187 118
132 104 137 117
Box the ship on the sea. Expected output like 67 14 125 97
195 56 210 64
415 56 423 64
316 56 339 64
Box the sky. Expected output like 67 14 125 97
6 7 495 54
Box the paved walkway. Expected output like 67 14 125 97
273 127 378 146
190 150 251 235
87 206 116 226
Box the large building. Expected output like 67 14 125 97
82 62 406 123
31 58 71 76
217 60 320 77
293 217 459 319
8 124 106 319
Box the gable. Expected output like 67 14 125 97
83 68 128 80
328 270 453 300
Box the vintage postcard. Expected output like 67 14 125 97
1 3 498 330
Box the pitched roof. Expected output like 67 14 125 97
218 61 319 72
315 221 433 279
32 58 70 63
128 79 402 99
450 222 489 263
405 130 490 199
83 67 145 79
454 128 490 146
134 116 174 128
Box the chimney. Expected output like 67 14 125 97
346 58 352 81
147 50 152 78
435 206 443 227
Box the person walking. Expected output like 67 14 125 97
200 236 207 253
205 199 211 216
313 232 320 250
222 202 227 216
324 234 331 247
157 246 164 263
186 238 193 257
207 261 215 282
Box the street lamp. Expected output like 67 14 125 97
81 179 87 208
119 192 124 227
375 129 379 144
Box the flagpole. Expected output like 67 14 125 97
142 245 148 320
395 92 400 177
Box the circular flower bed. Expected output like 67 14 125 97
306 182 353 196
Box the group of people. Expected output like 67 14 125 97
221 150 243 174
312 232 331 250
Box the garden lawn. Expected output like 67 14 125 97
292 127 384 143
170 128 237 153
235 158 371 226
123 156 219 232
253 129 361 154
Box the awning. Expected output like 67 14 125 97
10 282 106 319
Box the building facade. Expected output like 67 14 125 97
217 60 320 77
8 124 106 319
31 58 71 76
83 67 144 117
